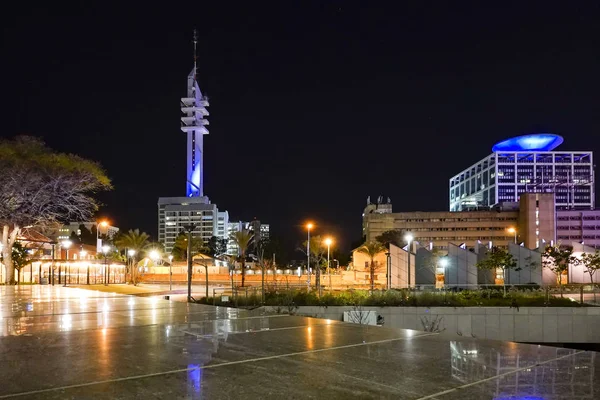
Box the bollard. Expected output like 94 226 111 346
580 285 584 305
164 295 170 300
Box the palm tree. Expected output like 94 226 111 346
172 233 207 260
356 241 386 292
230 229 254 287
114 229 151 285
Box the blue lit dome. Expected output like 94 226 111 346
492 133 563 152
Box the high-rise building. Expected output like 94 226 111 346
449 134 594 211
226 220 270 256
158 33 229 253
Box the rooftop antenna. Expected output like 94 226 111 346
193 28 198 83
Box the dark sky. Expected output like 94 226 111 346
3 2 600 259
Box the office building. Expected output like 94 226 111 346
158 33 229 253
226 220 270 255
363 197 518 251
449 134 594 211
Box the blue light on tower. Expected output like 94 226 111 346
492 133 563 152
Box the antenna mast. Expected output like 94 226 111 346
193 29 198 83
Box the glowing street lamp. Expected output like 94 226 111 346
507 227 517 244
306 222 313 288
149 250 160 263
96 220 109 252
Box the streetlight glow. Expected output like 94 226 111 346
306 222 313 230
102 245 110 254
62 240 72 249
404 233 414 243
507 227 516 234
439 258 449 268
149 250 159 260
99 221 108 228
127 249 136 257
324 237 333 246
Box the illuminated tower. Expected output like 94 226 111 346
181 29 209 197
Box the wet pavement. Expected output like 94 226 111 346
0 285 597 399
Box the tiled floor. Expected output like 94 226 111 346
0 285 597 399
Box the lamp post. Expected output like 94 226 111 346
507 227 517 244
306 222 313 289
168 255 174 291
324 237 333 292
62 240 72 287
96 221 108 252
102 245 110 286
404 233 413 288
385 251 391 290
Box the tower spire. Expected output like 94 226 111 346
193 28 198 82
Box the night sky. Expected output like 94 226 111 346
3 2 600 259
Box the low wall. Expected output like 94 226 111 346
295 305 600 343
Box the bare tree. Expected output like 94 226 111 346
0 137 111 284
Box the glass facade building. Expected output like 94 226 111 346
450 151 594 211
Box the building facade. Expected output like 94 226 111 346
363 193 563 252
226 220 270 256
555 209 600 248
449 134 594 212
158 197 228 254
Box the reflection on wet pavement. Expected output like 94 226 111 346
0 285 597 399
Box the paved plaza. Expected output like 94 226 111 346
0 285 598 399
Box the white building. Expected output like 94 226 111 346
449 134 594 212
158 197 229 254
226 220 270 255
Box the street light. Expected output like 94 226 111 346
306 222 313 289
324 237 333 292
507 227 517 244
168 255 174 291
102 244 110 286
97 220 109 252
62 240 72 287
404 233 414 287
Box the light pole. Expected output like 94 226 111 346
96 221 108 253
62 240 72 287
404 233 413 288
385 251 391 290
507 227 517 244
168 255 174 291
102 245 110 286
306 222 313 289
324 237 333 292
